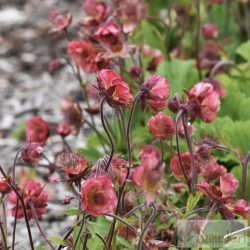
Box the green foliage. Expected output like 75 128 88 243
11 122 25 140
64 208 82 216
185 192 203 216
157 59 199 94
236 40 250 61
49 237 67 246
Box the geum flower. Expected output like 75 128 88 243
148 112 175 140
140 75 170 112
114 0 144 33
96 69 133 108
94 22 123 52
21 142 43 165
196 181 235 219
59 152 89 181
81 175 118 216
0 176 11 195
67 40 96 73
9 180 48 220
61 97 84 135
48 8 72 34
25 116 50 145
202 23 218 40
110 156 128 186
187 82 220 123
170 152 200 182
81 0 110 27
131 145 164 205
233 199 250 218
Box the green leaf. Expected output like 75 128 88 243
72 225 81 250
78 147 102 161
117 236 135 249
157 59 199 94
87 217 111 236
185 192 203 216
236 40 250 61
87 238 103 250
64 208 82 216
11 122 25 140
49 237 67 246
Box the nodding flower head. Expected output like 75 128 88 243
96 69 133 108
81 175 118 216
187 82 220 123
59 152 89 179
202 23 218 40
21 143 43 165
148 112 175 140
140 75 170 112
9 180 48 220
0 177 11 195
25 116 50 145
94 22 123 52
61 97 84 135
48 8 72 33
170 152 200 181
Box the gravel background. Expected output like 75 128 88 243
0 0 95 248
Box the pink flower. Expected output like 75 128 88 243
188 82 220 123
202 78 227 98
82 0 110 26
96 69 133 108
131 166 144 187
196 181 234 219
49 59 65 74
61 97 84 135
201 159 227 182
139 145 160 170
202 23 218 39
48 8 72 34
85 84 101 115
177 120 195 139
114 0 144 33
81 175 118 216
56 123 71 137
59 152 89 179
147 50 165 72
148 112 175 140
198 41 221 70
21 143 43 165
9 180 48 220
140 75 170 112
0 177 11 195
220 173 239 194
110 156 128 185
67 40 96 73
170 152 200 180
94 22 123 52
25 116 50 145
233 199 250 218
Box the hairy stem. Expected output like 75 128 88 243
12 200 19 250
0 219 7 250
30 203 56 250
137 203 157 250
12 148 24 185
182 113 197 192
105 213 139 236
175 111 191 192
100 98 114 171
107 94 141 247
195 0 202 80
241 152 250 200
